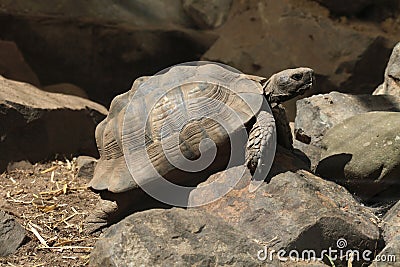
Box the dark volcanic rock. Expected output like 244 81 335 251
316 112 400 203
0 210 26 257
90 207 329 266
89 208 262 266
190 168 381 267
0 76 107 171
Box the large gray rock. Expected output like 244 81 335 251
294 92 400 169
203 0 397 97
373 42 400 98
190 168 381 267
0 76 107 171
0 211 26 257
295 92 400 147
90 207 329 266
316 112 400 202
0 0 215 105
89 208 262 266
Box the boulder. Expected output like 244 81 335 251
0 210 26 257
90 208 262 266
294 92 400 170
373 42 400 98
316 112 400 202
0 40 40 86
0 0 216 105
0 76 107 171
295 92 400 147
90 207 329 266
190 169 381 267
202 0 397 98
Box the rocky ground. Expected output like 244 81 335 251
1 0 400 266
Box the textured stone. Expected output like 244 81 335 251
0 0 216 105
0 211 26 257
295 92 400 147
89 208 262 266
190 169 381 267
203 0 397 97
316 112 400 202
0 76 107 171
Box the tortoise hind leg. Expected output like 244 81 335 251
245 110 276 188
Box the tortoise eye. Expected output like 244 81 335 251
291 73 303 81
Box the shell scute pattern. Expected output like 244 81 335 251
91 63 264 192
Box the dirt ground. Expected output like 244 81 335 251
0 160 101 267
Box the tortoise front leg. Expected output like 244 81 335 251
245 110 276 189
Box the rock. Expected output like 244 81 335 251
295 92 400 147
182 0 232 29
189 169 381 267
0 0 216 105
6 160 33 173
76 156 97 180
43 83 89 99
0 210 26 257
370 236 400 266
371 201 400 265
89 208 262 266
381 201 400 243
373 42 400 98
293 139 322 171
0 76 107 171
202 0 398 98
0 40 40 86
90 207 329 266
316 112 400 203
268 145 310 178
294 92 400 170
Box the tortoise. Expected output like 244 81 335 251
86 62 314 232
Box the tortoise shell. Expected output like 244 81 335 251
89 63 268 193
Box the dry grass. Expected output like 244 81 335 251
0 159 101 266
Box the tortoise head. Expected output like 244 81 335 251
263 67 314 104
